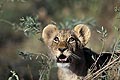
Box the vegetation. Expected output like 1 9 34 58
0 0 120 80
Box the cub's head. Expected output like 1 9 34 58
42 24 91 68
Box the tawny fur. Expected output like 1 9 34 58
42 24 112 80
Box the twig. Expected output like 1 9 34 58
0 19 14 26
90 37 105 74
108 35 120 63
85 56 120 79
27 64 33 80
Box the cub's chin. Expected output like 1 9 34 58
56 54 71 68
57 63 70 68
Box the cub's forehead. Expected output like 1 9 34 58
57 29 75 38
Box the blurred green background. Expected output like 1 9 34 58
0 0 119 80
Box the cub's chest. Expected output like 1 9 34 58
58 68 83 80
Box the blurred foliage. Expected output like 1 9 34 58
17 50 54 80
10 0 26 2
97 26 108 40
58 18 96 29
15 16 41 37
0 0 120 80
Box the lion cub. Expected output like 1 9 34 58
42 24 111 80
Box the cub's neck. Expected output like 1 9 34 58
58 49 88 80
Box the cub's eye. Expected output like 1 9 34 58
53 37 59 42
68 37 75 43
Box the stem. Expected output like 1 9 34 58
108 31 120 63
85 56 120 79
27 64 33 80
0 19 14 26
90 38 105 73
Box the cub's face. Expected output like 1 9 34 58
42 24 91 68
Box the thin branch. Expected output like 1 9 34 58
85 56 120 79
27 64 33 80
89 38 105 74
108 35 120 63
0 19 14 26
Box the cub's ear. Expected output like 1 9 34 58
42 24 58 45
74 24 91 46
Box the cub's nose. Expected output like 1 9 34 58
58 48 67 53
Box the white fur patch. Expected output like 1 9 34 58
57 63 70 68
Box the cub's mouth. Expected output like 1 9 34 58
56 54 70 63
